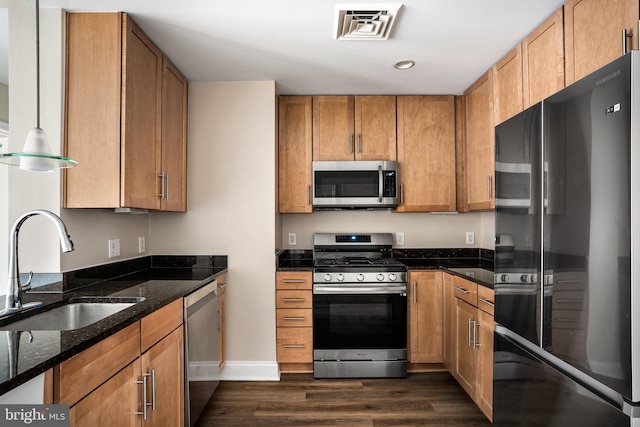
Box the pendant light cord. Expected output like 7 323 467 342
35 0 40 129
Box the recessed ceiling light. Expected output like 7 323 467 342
393 60 415 70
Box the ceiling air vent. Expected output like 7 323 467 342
333 4 403 40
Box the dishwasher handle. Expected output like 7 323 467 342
184 281 217 308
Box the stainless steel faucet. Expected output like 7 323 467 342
3 210 74 316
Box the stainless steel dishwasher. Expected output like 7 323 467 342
184 281 219 427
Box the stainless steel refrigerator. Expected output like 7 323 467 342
494 51 640 426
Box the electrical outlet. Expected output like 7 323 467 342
465 232 475 245
396 232 405 245
288 233 297 246
108 239 120 258
138 237 146 254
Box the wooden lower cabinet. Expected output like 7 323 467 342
217 275 228 370
449 277 494 422
407 270 444 364
276 271 313 372
59 301 185 426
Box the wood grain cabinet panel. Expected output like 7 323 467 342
523 7 565 107
278 96 313 213
397 96 456 212
313 96 355 160
565 0 639 84
276 271 313 370
407 271 444 364
493 45 524 125
354 95 397 161
64 12 187 211
463 70 495 211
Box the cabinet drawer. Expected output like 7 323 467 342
277 327 313 363
453 276 478 306
277 308 313 327
276 271 313 290
276 290 312 308
477 286 494 316
141 298 183 353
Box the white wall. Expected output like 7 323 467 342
150 81 278 379
281 210 495 249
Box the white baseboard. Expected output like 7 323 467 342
219 361 280 381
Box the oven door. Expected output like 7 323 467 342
313 285 407 351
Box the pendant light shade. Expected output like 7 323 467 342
0 0 78 172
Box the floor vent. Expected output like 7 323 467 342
333 4 403 40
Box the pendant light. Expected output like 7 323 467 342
0 0 78 172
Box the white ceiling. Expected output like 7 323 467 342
5 0 565 95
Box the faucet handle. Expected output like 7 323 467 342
20 271 33 292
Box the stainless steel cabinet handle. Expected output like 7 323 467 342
165 173 169 200
283 279 306 283
454 286 470 294
412 281 417 304
283 344 306 348
283 317 307 321
282 298 306 302
150 369 156 411
623 28 633 54
218 283 228 289
478 297 494 307
136 373 150 419
357 134 362 153
474 321 480 349
307 185 311 205
349 134 354 153
487 175 493 200
400 184 404 204
157 173 164 198
468 318 473 347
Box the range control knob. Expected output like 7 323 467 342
389 273 397 281
501 274 509 282
521 274 530 283
356 274 365 282
376 274 385 281
336 274 344 282
324 274 332 282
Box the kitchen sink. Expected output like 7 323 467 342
0 296 145 331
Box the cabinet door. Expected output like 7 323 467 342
121 14 163 209
354 96 397 160
523 7 565 108
565 0 639 84
278 96 313 213
70 359 141 427
442 273 456 371
477 309 494 421
141 327 184 427
407 271 444 363
464 70 495 211
64 12 122 208
397 96 456 212
454 298 477 398
160 57 188 212
312 96 355 160
493 45 524 125
218 289 227 370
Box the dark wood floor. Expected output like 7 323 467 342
195 372 492 426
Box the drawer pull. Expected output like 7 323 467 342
455 286 470 294
556 299 580 304
557 280 583 284
282 298 306 302
478 297 494 307
283 279 307 283
283 317 307 321
283 344 306 349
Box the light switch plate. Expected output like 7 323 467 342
396 232 405 245
465 232 475 245
138 237 146 254
288 233 297 245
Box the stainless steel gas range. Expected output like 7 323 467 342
312 233 407 378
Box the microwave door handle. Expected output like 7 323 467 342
378 165 383 202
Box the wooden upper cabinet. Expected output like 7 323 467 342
523 7 565 108
565 0 639 84
312 95 396 161
354 96 397 160
313 96 355 160
464 70 495 211
492 45 524 126
279 96 313 213
160 57 188 212
397 96 456 212
64 12 187 211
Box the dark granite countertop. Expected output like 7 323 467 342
276 248 495 288
0 255 227 396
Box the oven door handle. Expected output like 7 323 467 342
313 284 407 294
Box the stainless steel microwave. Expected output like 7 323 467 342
312 160 399 209
495 161 532 208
